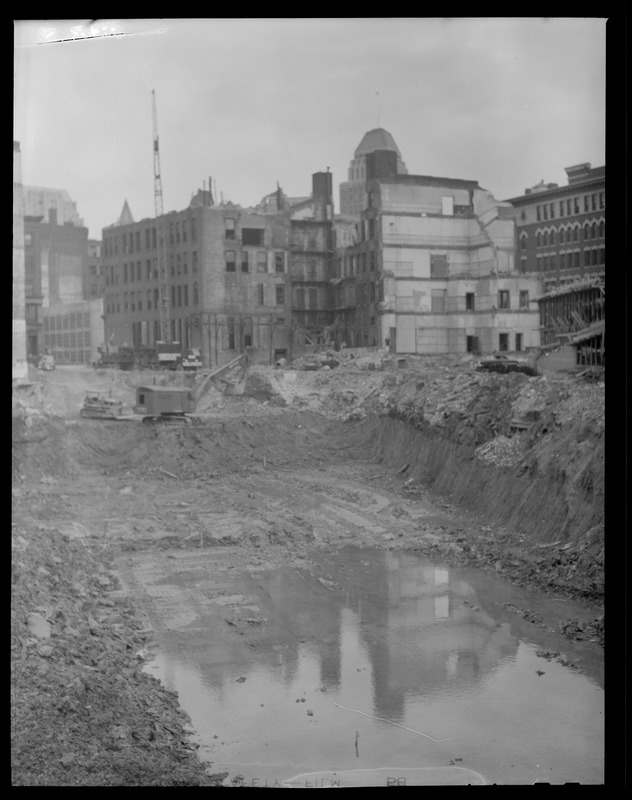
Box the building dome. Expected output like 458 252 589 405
354 128 401 158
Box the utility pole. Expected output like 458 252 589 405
152 89 171 343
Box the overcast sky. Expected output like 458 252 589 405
14 18 606 239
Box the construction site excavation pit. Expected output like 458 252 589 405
12 364 605 786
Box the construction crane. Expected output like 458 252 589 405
152 89 171 343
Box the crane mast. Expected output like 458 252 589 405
152 90 171 343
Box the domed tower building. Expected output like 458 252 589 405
339 128 408 218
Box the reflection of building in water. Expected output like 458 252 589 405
182 551 516 715
344 550 518 720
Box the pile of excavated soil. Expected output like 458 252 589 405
11 518 225 786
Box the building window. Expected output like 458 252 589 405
183 255 188 274
519 290 529 309
520 258 527 273
566 199 572 215
591 222 597 239
170 287 176 307
225 219 236 240
520 235 527 250
584 250 591 267
498 333 509 352
515 333 523 352
241 251 249 272
599 192 605 210
430 254 448 278
242 228 264 246
257 251 267 273
225 250 236 272
574 227 580 242
549 203 555 219
275 284 285 306
431 289 446 312
123 263 128 282
584 196 590 212
169 223 174 245
193 283 199 305
441 196 454 216
465 292 475 311
191 218 197 242
536 206 541 222
591 194 597 211
192 251 198 273
170 254 175 276
258 284 264 306
591 249 598 266
543 205 548 220
559 201 565 217
308 288 317 307
498 290 510 309
275 252 284 273
177 286 182 307
599 247 605 264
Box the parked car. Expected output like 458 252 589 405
476 354 535 376
37 354 56 371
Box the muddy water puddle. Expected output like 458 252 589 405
135 547 603 787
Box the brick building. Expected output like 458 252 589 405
101 195 293 367
505 163 605 290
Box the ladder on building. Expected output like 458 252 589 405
152 90 171 343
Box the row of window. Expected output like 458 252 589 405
105 284 199 315
534 248 605 271
525 221 605 249
535 191 605 221
337 250 377 278
105 253 200 286
43 312 91 331
40 346 92 364
102 218 198 258
105 282 286 315
43 331 91 348
224 222 266 246
225 250 285 273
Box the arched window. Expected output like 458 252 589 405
591 223 597 239
574 227 580 242
543 231 548 246
520 234 527 250
536 233 541 248
598 221 604 238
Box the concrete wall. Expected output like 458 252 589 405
13 142 28 380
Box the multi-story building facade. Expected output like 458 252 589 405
85 239 104 299
339 128 408 218
41 298 105 365
101 194 293 367
333 150 542 355
23 213 91 356
289 171 336 345
505 163 605 289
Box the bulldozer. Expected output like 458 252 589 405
80 391 124 420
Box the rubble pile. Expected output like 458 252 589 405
10 520 222 786
475 434 528 468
